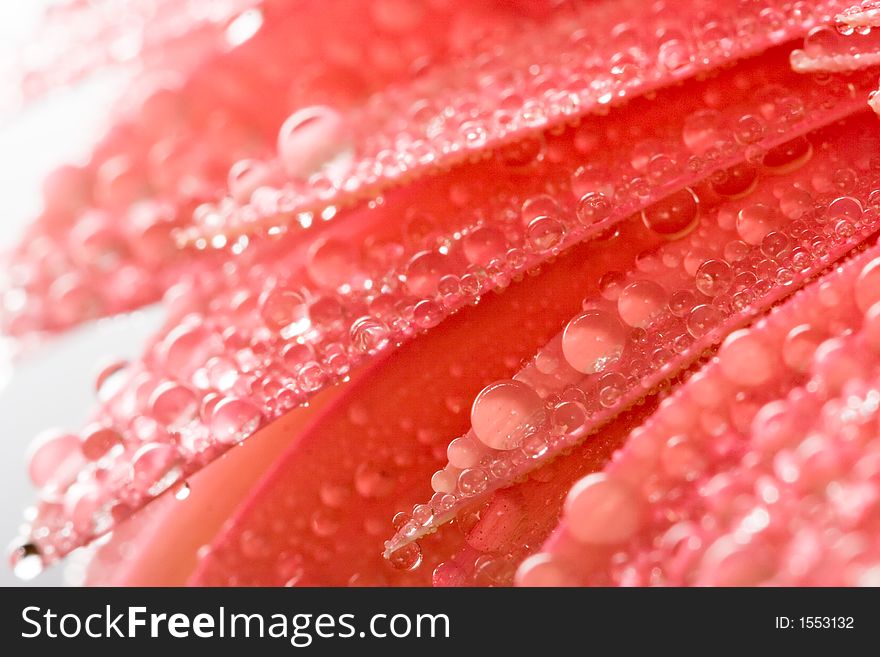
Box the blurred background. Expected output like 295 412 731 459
0 2 164 586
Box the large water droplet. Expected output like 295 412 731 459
641 187 699 238
307 238 361 290
471 380 543 450
260 289 310 337
404 251 447 297
388 542 422 571
682 109 723 154
149 382 198 429
695 259 733 297
27 429 82 489
131 443 180 495
463 226 506 266
737 203 779 245
95 359 129 402
617 280 668 328
711 163 758 198
210 397 263 444
564 473 641 544
277 106 353 180
561 310 627 374
762 136 812 174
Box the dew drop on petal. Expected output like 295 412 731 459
686 304 724 338
306 238 360 290
80 425 122 461
260 289 310 336
641 187 699 238
463 226 506 266
174 481 191 500
782 324 824 372
277 106 353 180
149 382 198 429
94 359 129 401
131 443 180 495
210 397 263 444
350 316 390 354
695 259 733 297
458 468 489 496
160 324 221 379
447 435 481 468
388 542 422 571
682 109 723 155
26 430 82 489
576 192 611 225
354 461 396 498
526 216 565 252
710 163 758 198
762 136 812 173
737 203 779 245
471 380 543 450
561 310 627 374
564 473 641 544
404 250 447 296
718 329 775 386
551 401 587 435
617 280 668 328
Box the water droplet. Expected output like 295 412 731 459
695 259 733 297
463 226 506 266
711 163 758 198
80 425 122 461
174 481 191 500
388 542 422 571
405 250 447 296
669 289 697 317
762 136 812 173
561 310 627 373
617 280 668 328
95 359 129 402
526 216 565 252
10 543 42 580
161 324 221 379
734 114 765 145
355 461 395 498
210 397 263 444
686 304 724 338
307 238 361 290
598 271 625 301
552 401 587 435
782 324 824 373
458 468 489 496
27 429 82 488
737 203 779 245
260 289 310 337
682 109 723 154
658 37 692 72
856 257 880 312
471 380 544 450
131 443 180 495
448 435 481 468
576 192 611 225
149 382 198 429
564 473 641 544
718 330 775 386
277 106 353 180
803 25 840 57
350 317 390 354
641 187 700 238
